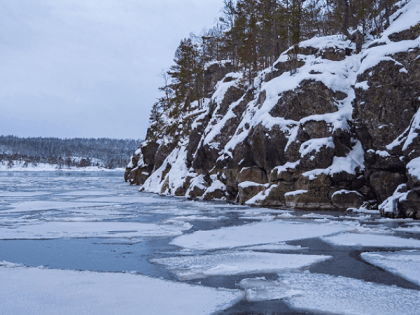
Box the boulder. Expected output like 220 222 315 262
269 80 339 121
238 182 265 205
331 190 365 210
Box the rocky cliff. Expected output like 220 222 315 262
126 1 420 219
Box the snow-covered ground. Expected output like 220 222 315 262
0 160 124 172
1 171 420 314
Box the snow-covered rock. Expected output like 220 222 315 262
127 0 420 215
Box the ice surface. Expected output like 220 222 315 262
0 221 192 240
240 272 420 314
239 277 303 302
152 251 331 280
281 272 420 315
361 251 420 286
394 226 420 234
78 196 170 204
0 262 243 315
1 201 112 213
239 243 307 251
0 192 51 197
57 190 116 196
322 233 420 248
171 220 355 250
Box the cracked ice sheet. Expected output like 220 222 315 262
0 221 192 240
78 196 172 204
165 215 228 222
171 220 356 250
239 243 307 251
0 262 242 315
1 201 112 213
361 251 420 286
152 251 331 280
240 272 420 315
393 226 420 234
322 233 420 248
57 190 116 196
0 192 52 197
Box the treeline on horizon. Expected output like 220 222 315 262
0 135 143 169
151 0 399 122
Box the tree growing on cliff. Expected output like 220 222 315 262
168 38 203 116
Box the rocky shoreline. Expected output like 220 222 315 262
126 2 420 219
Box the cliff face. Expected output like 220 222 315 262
126 1 420 218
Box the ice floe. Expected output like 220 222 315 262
1 201 112 213
322 233 420 248
361 251 420 286
152 251 331 280
0 262 242 315
393 226 420 234
239 243 307 251
240 272 420 314
78 196 171 204
0 221 192 240
171 220 355 250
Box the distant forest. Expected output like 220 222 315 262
0 135 143 169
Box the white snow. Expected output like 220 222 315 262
238 181 264 189
240 270 420 314
281 272 420 315
382 0 420 39
322 232 420 248
0 262 243 315
152 251 331 280
239 271 420 315
303 140 365 180
0 161 123 172
361 251 420 286
239 277 303 302
407 157 420 180
299 137 335 158
393 226 420 234
379 184 409 215
1 201 112 213
240 243 307 251
171 220 355 250
284 190 308 197
0 221 192 240
78 196 170 204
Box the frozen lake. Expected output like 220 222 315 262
1 172 420 314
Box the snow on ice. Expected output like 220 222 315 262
152 251 330 280
0 221 191 240
171 220 356 250
322 233 420 248
361 251 420 286
240 272 420 315
0 262 243 315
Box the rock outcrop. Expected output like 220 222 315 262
126 2 420 217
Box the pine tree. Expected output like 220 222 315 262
168 38 202 116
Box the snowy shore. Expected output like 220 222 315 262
0 161 124 172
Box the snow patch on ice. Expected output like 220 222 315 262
171 220 355 250
361 250 420 286
322 232 420 248
152 251 331 280
0 263 243 315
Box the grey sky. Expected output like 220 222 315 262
0 0 224 139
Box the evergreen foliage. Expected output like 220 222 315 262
149 0 401 126
0 135 142 169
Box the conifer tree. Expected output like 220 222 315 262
168 38 202 116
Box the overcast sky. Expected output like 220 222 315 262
0 0 224 139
